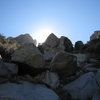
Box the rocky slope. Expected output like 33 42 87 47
0 32 100 100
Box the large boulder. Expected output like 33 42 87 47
58 36 73 52
50 51 77 79
0 81 59 100
63 72 99 100
14 34 37 45
42 33 59 51
11 43 45 68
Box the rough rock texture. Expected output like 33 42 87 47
14 34 36 45
50 51 77 79
42 33 59 51
0 61 18 77
43 50 56 61
58 36 73 52
96 69 100 87
4 63 18 75
73 53 88 67
11 43 45 68
63 72 99 100
42 71 60 88
0 60 10 77
0 81 59 100
33 71 60 88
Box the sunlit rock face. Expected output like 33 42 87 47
15 34 37 45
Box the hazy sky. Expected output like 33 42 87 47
0 0 100 44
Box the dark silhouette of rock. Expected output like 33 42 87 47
85 38 100 54
0 46 14 61
74 41 84 52
58 36 73 52
38 43 44 54
90 31 100 41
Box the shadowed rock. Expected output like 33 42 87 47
50 51 77 79
58 36 73 52
11 43 45 69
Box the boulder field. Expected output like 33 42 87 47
0 32 100 100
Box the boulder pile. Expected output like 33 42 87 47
0 32 100 100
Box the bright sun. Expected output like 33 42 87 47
34 28 53 44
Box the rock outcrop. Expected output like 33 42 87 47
0 31 100 100
42 33 59 51
14 34 37 45
42 33 73 53
74 41 84 52
58 36 73 52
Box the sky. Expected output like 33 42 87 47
0 0 100 44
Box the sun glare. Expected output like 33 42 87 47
34 28 53 44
